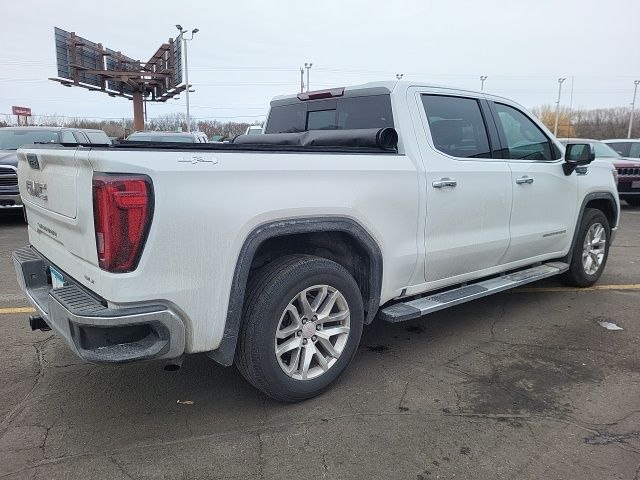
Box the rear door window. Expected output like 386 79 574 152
421 95 492 158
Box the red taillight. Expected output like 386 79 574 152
92 174 153 273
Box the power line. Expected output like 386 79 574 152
1 112 266 120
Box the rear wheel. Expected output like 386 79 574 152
236 255 364 402
561 208 610 287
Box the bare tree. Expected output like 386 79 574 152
532 105 638 139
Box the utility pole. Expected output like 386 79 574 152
396 73 404 80
304 62 312 92
567 76 575 137
480 75 488 91
628 80 640 139
554 77 566 136
300 67 305 93
176 25 199 132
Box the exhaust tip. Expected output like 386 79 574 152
29 316 51 332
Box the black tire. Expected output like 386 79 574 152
624 197 640 207
560 208 610 287
236 255 364 402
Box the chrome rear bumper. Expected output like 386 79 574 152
13 245 185 363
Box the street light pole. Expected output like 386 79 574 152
304 62 312 92
554 77 566 136
628 80 640 139
480 75 487 91
176 25 199 132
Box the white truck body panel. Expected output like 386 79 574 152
20 148 421 352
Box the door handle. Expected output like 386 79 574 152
516 176 534 185
432 178 457 188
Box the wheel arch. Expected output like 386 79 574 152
564 191 618 262
209 216 383 366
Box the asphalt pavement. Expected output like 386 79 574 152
1 208 639 479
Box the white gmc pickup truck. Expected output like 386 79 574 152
14 82 619 401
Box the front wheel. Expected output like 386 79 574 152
561 208 610 287
624 197 640 207
236 255 364 402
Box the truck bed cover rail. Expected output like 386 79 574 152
232 127 398 150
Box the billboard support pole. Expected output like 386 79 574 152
132 91 144 131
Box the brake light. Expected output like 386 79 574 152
92 174 153 273
297 87 345 101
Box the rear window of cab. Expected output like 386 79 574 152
265 95 394 134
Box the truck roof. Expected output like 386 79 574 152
270 80 518 107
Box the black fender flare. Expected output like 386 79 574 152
208 216 383 366
563 191 618 262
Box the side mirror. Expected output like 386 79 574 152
563 143 595 175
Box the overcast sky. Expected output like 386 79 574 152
2 0 639 123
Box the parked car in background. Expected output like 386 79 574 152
245 125 263 135
0 127 109 212
604 139 640 159
559 138 640 207
126 131 209 143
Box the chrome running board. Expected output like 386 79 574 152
379 262 569 323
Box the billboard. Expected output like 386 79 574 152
105 49 138 98
52 27 184 102
173 34 183 86
54 27 103 88
12 106 32 116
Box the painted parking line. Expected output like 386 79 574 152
0 284 638 314
0 307 36 314
516 284 640 293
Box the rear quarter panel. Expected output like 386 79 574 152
80 149 420 353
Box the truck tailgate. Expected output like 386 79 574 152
17 147 99 267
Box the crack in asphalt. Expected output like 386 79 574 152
0 335 54 436
256 432 265 480
490 293 510 341
40 425 51 458
107 455 135 480
398 380 410 412
3 409 636 478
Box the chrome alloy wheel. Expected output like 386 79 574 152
274 285 351 380
582 222 606 275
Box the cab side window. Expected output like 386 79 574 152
60 131 76 143
492 103 559 160
73 131 89 143
421 95 491 159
